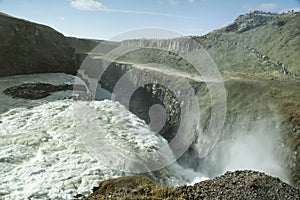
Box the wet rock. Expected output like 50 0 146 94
3 82 86 100
69 92 94 101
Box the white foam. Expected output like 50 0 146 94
0 99 182 199
0 73 208 199
0 73 83 114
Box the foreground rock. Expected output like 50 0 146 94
85 170 300 200
178 170 300 200
3 82 87 99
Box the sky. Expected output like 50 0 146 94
0 0 300 40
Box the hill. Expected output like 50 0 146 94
196 10 300 78
119 11 300 80
114 11 300 187
0 12 100 77
1 10 300 197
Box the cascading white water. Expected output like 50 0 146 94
195 116 290 183
0 73 205 199
0 73 290 199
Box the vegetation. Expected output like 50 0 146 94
0 12 101 77
85 171 300 199
1 10 299 198
119 12 300 78
116 11 300 187
118 48 197 74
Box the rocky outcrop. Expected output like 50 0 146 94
121 37 200 53
85 170 300 199
3 83 87 99
228 11 276 33
87 176 155 199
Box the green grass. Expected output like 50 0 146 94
118 48 197 74
206 12 300 75
116 12 300 185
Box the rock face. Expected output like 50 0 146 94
99 62 186 142
121 37 200 53
95 61 208 143
66 37 101 54
86 170 300 199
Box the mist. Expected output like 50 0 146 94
197 115 290 183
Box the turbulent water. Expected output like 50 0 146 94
0 73 289 199
0 73 202 199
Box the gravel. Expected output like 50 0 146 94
86 170 300 200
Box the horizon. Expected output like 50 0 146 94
1 0 300 40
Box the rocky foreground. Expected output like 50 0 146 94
84 170 300 200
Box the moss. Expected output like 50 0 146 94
87 176 177 200
85 171 300 199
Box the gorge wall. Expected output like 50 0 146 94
1 10 299 187
0 12 101 77
80 59 299 187
97 62 205 142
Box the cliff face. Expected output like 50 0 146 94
0 13 76 76
121 37 200 53
96 60 299 186
99 62 188 142
1 10 300 191
66 37 101 54
0 12 102 77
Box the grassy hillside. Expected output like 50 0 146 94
1 10 299 192
119 11 300 80
117 11 300 186
195 11 300 77
0 12 75 76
